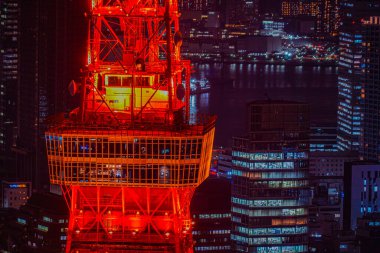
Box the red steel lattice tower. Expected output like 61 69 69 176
45 0 215 252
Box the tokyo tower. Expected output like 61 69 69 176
44 0 215 252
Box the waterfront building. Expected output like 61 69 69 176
261 18 287 37
231 101 310 253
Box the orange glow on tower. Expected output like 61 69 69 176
45 1 215 252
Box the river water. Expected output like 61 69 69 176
190 63 338 147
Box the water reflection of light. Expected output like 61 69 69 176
247 64 252 74
199 93 209 110
190 63 338 146
296 66 303 73
189 92 210 124
190 95 197 116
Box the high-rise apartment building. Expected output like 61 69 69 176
231 101 310 253
337 1 380 154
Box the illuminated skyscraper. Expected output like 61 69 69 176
45 1 215 252
360 16 380 161
231 101 310 253
337 1 380 153
336 24 363 152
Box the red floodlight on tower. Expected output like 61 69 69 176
45 0 215 252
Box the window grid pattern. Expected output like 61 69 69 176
46 128 214 187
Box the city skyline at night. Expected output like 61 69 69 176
1 0 380 253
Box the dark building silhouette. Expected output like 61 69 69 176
191 177 231 252
0 192 68 253
356 213 380 253
0 0 20 178
0 0 87 189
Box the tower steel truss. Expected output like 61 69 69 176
45 1 215 252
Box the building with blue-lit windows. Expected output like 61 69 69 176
343 162 380 231
231 101 311 253
360 16 380 161
337 28 363 152
337 1 380 154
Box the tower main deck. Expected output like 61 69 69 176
45 0 215 252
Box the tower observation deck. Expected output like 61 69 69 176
45 1 215 252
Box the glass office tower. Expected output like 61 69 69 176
231 101 310 253
337 0 380 154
